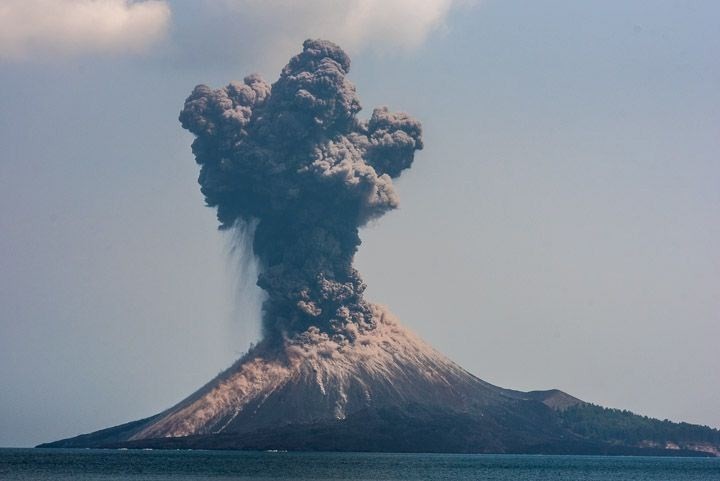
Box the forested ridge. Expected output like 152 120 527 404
559 403 720 447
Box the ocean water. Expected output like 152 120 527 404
0 449 718 481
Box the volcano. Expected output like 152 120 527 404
39 40 720 455
40 306 720 455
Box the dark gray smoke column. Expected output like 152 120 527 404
180 39 423 342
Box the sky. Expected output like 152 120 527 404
0 0 718 447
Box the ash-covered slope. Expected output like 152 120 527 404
40 306 720 455
127 307 512 440
41 307 581 452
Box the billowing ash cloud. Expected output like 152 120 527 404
180 39 422 341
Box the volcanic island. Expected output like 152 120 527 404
40 40 720 456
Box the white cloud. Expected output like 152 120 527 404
0 0 171 60
213 0 466 61
173 0 476 74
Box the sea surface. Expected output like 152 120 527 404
1 448 719 481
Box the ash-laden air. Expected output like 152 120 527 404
40 40 720 456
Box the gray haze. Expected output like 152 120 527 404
0 0 718 447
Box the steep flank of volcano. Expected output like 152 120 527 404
44 307 540 443
39 306 720 456
127 307 510 440
39 307 568 451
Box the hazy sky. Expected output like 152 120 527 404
1 0 718 447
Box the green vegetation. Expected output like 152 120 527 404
559 403 720 447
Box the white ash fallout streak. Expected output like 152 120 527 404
130 307 472 439
180 39 423 343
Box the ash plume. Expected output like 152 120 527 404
179 39 423 342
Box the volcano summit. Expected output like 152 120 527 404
41 40 720 456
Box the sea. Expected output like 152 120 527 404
1 449 719 481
